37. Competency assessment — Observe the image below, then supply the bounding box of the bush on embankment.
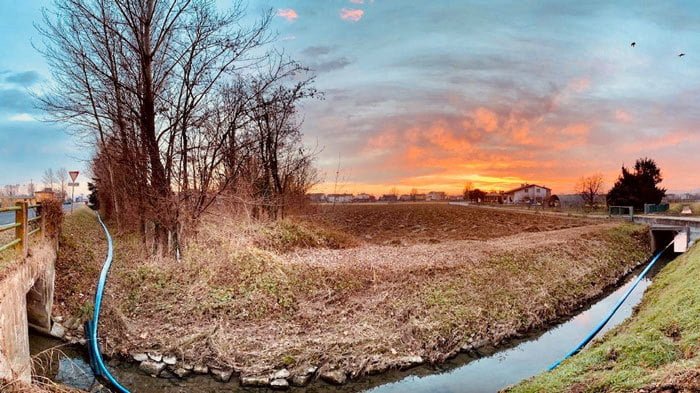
[509,242,700,393]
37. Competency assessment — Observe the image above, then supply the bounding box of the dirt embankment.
[53,205,649,389]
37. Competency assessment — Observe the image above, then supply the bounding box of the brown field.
[53,204,650,386]
[301,203,592,245]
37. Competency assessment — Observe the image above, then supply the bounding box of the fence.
[0,202,45,257]
[644,203,670,214]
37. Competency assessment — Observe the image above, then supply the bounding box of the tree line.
[38,0,319,255]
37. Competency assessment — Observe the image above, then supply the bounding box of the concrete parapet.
[0,241,56,382]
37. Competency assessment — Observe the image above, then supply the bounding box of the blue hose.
[548,241,673,371]
[85,211,131,393]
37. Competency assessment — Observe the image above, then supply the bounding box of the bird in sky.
[631,42,636,47]
[679,53,686,57]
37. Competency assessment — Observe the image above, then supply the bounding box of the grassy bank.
[54,206,650,386]
[509,242,700,392]
[668,202,700,216]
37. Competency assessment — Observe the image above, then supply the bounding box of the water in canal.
[30,255,673,393]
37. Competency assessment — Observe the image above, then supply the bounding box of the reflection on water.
[55,357,94,390]
[31,256,671,393]
[365,271,654,393]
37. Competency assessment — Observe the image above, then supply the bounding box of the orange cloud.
[340,8,364,22]
[473,107,498,132]
[277,8,298,21]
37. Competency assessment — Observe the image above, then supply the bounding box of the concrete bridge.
[632,214,700,253]
[0,202,56,382]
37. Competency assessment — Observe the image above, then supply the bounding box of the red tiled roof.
[503,184,551,194]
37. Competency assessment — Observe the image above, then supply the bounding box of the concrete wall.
[0,241,56,382]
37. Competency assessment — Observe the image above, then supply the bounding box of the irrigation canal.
[29,253,675,393]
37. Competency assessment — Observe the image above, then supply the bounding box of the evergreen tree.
[607,158,666,211]
[87,182,100,210]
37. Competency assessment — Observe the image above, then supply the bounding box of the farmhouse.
[379,194,398,202]
[504,184,551,204]
[427,191,446,201]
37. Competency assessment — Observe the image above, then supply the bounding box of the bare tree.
[3,184,20,197]
[576,174,604,208]
[42,169,56,190]
[463,181,473,201]
[56,168,68,200]
[27,181,35,196]
[38,0,316,254]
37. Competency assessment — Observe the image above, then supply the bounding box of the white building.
[327,193,354,203]
[427,191,446,201]
[503,184,551,204]
[353,193,374,202]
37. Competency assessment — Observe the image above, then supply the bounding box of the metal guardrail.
[609,205,634,218]
[0,202,45,255]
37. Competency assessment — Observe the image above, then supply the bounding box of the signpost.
[68,171,79,213]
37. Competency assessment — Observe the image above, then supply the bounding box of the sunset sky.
[1,1,699,195]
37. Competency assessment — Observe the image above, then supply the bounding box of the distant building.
[447,195,464,201]
[308,193,327,203]
[549,193,606,208]
[399,194,412,201]
[484,192,504,204]
[327,193,354,203]
[503,184,551,204]
[427,191,446,201]
[353,193,375,203]
[34,188,57,203]
[379,194,398,202]
[414,193,427,201]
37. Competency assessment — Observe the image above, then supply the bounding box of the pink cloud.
[614,109,632,123]
[568,78,591,93]
[276,8,298,22]
[340,8,364,22]
[349,0,364,3]
[624,130,700,153]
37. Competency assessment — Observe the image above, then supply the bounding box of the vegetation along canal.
[30,253,675,393]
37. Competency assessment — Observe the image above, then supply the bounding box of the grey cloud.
[5,71,42,87]
[311,57,352,73]
[0,88,36,114]
[302,45,334,57]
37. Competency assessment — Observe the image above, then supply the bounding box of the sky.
[1,1,699,196]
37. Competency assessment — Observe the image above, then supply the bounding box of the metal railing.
[0,202,45,256]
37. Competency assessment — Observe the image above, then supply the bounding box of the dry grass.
[28,346,87,393]
[54,205,650,381]
[668,202,700,216]
[0,378,81,393]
